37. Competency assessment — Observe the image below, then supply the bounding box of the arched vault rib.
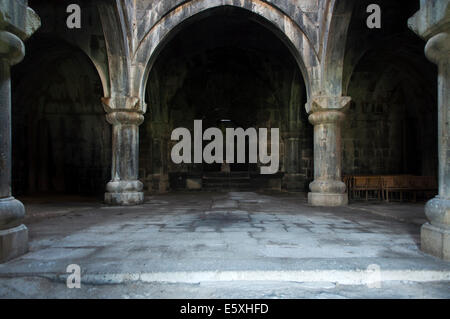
[130,0,321,109]
[130,0,319,55]
[319,0,354,97]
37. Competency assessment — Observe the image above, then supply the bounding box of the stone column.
[421,33,450,260]
[0,0,39,262]
[103,97,145,205]
[307,96,351,206]
[0,31,27,262]
[408,0,450,260]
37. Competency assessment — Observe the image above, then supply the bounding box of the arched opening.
[343,0,438,201]
[11,36,111,199]
[140,7,312,193]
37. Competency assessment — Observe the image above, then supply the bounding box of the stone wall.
[343,68,437,176]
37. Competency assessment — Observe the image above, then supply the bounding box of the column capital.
[102,95,145,125]
[425,32,450,65]
[101,95,143,113]
[0,30,24,65]
[408,0,450,40]
[306,96,351,114]
[105,110,144,126]
[308,110,346,126]
[0,1,40,41]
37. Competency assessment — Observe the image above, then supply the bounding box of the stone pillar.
[0,1,39,262]
[421,34,450,260]
[0,33,28,262]
[408,0,450,260]
[103,97,145,205]
[307,96,351,206]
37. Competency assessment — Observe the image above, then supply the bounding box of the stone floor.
[0,191,449,298]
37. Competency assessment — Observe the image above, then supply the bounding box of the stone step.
[203,178,250,184]
[203,184,252,191]
[6,265,449,287]
[203,172,250,178]
[202,171,252,190]
[203,179,251,185]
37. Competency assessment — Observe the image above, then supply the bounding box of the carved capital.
[308,110,346,126]
[306,96,351,114]
[0,2,40,41]
[101,95,142,113]
[106,111,144,126]
[408,0,450,40]
[425,32,450,65]
[102,95,146,125]
[0,30,24,65]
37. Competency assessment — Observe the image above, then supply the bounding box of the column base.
[421,223,450,261]
[0,197,25,229]
[0,224,28,263]
[104,192,144,206]
[308,192,348,206]
[424,196,450,227]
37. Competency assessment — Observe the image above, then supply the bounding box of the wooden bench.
[349,175,382,200]
[344,175,437,202]
[381,175,412,202]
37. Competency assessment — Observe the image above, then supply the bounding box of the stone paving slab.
[0,192,449,292]
[1,277,449,299]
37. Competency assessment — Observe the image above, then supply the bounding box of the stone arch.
[342,0,423,96]
[11,35,111,196]
[343,33,428,96]
[321,0,355,96]
[132,0,320,109]
[342,34,437,178]
[139,11,312,192]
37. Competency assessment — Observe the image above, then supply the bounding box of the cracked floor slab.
[0,192,449,298]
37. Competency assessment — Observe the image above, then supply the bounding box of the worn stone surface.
[421,223,450,261]
[308,192,348,207]
[0,224,28,263]
[0,277,449,299]
[0,192,448,271]
[0,192,449,297]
